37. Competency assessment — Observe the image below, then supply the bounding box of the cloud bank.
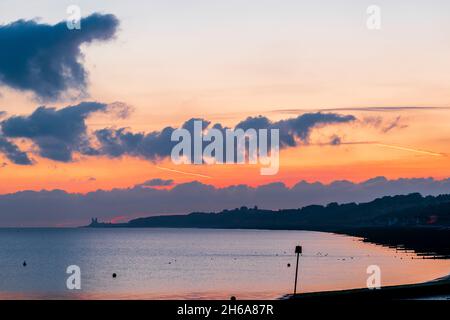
[0,102,356,164]
[0,177,449,227]
[0,13,119,101]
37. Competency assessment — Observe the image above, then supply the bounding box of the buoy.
[287,263,291,267]
[112,273,117,278]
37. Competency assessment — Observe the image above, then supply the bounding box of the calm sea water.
[0,228,448,299]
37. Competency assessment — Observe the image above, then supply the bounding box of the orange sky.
[1,2,450,194]
[0,108,449,194]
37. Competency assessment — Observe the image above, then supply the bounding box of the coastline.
[87,224,450,260]
[85,192,450,259]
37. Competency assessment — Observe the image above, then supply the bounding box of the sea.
[0,228,448,299]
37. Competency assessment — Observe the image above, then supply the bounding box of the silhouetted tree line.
[90,193,450,230]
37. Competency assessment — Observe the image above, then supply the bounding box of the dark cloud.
[138,178,175,187]
[95,112,355,161]
[94,126,176,161]
[0,177,449,227]
[236,113,356,147]
[1,101,111,162]
[0,134,32,164]
[329,135,342,145]
[0,109,356,164]
[0,13,119,101]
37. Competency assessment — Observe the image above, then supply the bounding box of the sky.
[0,1,449,225]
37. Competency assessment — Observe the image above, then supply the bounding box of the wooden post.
[294,245,302,295]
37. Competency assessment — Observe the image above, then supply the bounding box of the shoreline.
[334,226,450,259]
[283,275,450,301]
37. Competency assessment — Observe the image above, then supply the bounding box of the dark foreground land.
[88,193,450,258]
[284,275,450,301]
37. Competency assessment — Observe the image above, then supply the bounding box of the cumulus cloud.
[0,13,119,101]
[0,177,449,227]
[0,101,125,162]
[95,112,356,162]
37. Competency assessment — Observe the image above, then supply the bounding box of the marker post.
[293,245,302,295]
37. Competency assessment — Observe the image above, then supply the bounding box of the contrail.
[334,141,444,157]
[156,166,213,179]
[374,143,444,157]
